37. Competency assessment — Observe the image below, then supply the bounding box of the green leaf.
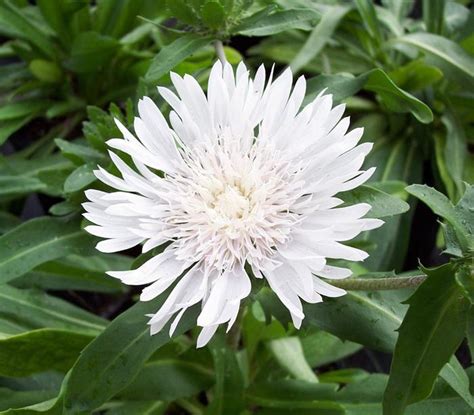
[45,98,85,119]
[0,176,46,198]
[206,336,245,415]
[354,0,382,45]
[63,164,96,193]
[341,184,410,219]
[383,263,470,415]
[422,0,445,34]
[0,217,95,283]
[455,185,474,250]
[0,101,47,121]
[246,380,343,413]
[290,5,351,73]
[118,359,213,401]
[268,337,318,383]
[37,0,83,46]
[66,31,119,73]
[61,300,199,414]
[4,153,75,186]
[278,369,472,415]
[236,9,320,37]
[0,212,21,234]
[394,33,474,80]
[0,329,93,377]
[455,266,474,304]
[389,59,443,91]
[406,184,473,252]
[305,289,407,353]
[258,287,407,353]
[0,284,106,335]
[29,60,62,83]
[0,397,61,415]
[201,1,225,29]
[0,389,56,412]
[103,401,166,415]
[55,138,104,165]
[94,0,145,38]
[406,185,456,223]
[306,69,433,123]
[301,330,361,368]
[13,254,127,293]
[318,368,368,384]
[0,0,55,59]
[0,115,36,145]
[442,111,467,200]
[145,34,212,84]
[468,309,474,363]
[439,355,474,409]
[364,69,433,123]
[166,0,201,25]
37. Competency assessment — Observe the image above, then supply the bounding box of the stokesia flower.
[83,60,383,347]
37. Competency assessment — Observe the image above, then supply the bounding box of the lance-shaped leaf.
[62,298,199,413]
[0,329,94,377]
[235,8,320,37]
[0,217,95,283]
[383,263,470,415]
[306,69,433,123]
[145,34,212,84]
[268,337,318,383]
[0,285,106,335]
[393,33,474,82]
[406,184,473,253]
[206,335,245,415]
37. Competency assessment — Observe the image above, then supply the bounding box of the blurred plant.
[0,0,165,150]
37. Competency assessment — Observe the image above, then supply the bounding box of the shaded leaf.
[62,300,199,413]
[145,34,212,84]
[268,337,318,383]
[66,31,119,73]
[118,359,213,401]
[0,285,106,335]
[306,69,433,123]
[394,33,474,81]
[290,5,351,73]
[341,184,409,219]
[383,263,470,415]
[13,254,127,293]
[0,217,95,283]
[0,0,55,59]
[206,336,245,415]
[63,164,96,193]
[0,329,93,377]
[236,9,320,37]
[201,1,225,29]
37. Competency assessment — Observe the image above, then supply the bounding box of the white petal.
[197,325,219,348]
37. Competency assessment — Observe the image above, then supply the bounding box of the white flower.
[83,60,383,347]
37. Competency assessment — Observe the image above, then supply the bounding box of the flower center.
[161,138,305,271]
[212,185,250,220]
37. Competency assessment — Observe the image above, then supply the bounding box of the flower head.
[83,61,383,346]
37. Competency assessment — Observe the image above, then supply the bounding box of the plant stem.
[175,398,204,415]
[214,40,226,63]
[329,275,427,291]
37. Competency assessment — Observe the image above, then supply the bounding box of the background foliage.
[0,0,473,414]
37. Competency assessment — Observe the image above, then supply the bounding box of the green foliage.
[0,0,472,413]
[383,264,472,414]
[0,329,93,377]
[0,217,95,284]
